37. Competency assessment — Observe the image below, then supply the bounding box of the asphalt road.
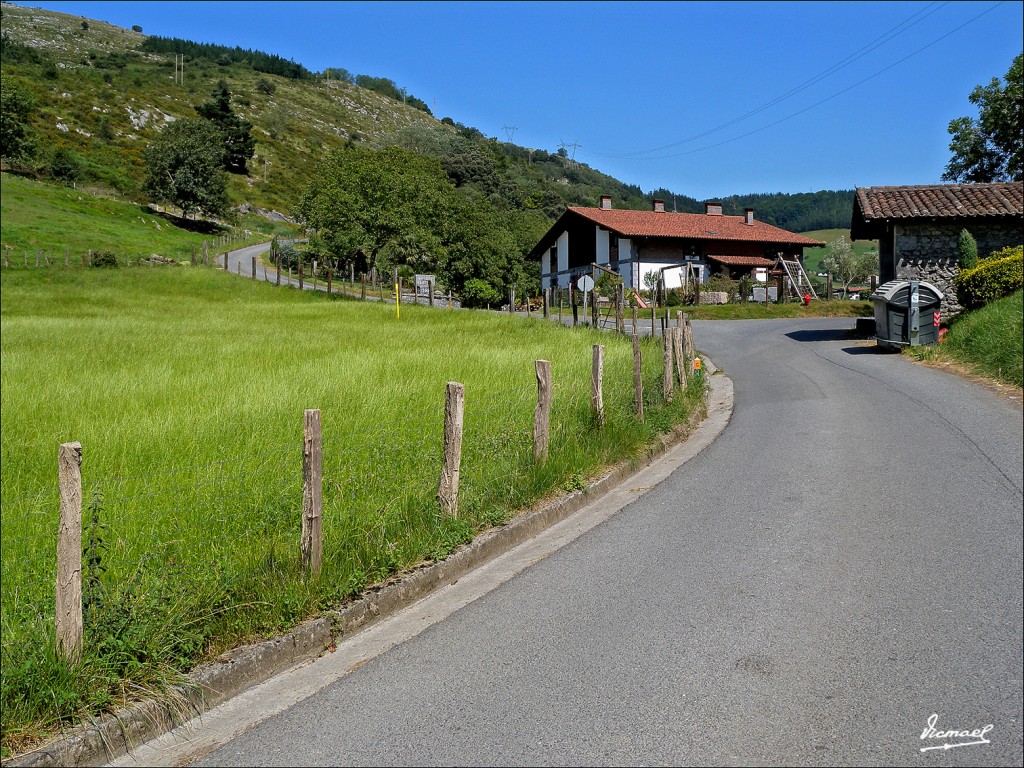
[143,317,1023,766]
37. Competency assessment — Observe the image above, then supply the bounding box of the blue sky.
[23,1,1024,201]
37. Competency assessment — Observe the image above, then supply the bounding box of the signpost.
[577,274,594,325]
[414,274,435,297]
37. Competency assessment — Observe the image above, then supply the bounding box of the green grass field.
[0,264,703,752]
[0,174,292,264]
[799,228,879,276]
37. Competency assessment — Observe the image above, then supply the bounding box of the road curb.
[5,360,733,768]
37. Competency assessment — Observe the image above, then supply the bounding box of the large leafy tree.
[0,78,36,163]
[143,117,228,220]
[196,80,255,174]
[298,145,460,277]
[943,53,1023,183]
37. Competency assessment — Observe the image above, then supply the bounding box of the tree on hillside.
[0,78,36,163]
[143,117,228,220]
[943,52,1023,183]
[196,80,255,174]
[821,235,878,297]
[297,145,461,277]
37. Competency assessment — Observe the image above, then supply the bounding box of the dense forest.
[140,35,314,80]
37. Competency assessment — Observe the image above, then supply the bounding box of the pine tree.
[196,80,255,174]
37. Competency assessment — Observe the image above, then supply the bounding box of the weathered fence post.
[683,317,695,365]
[592,345,604,428]
[326,266,332,295]
[632,331,644,422]
[616,284,625,335]
[673,326,686,386]
[558,289,563,324]
[301,409,322,577]
[437,382,465,516]
[632,305,638,339]
[663,331,674,401]
[56,441,83,662]
[251,256,256,278]
[361,272,366,300]
[298,260,304,290]
[542,288,549,319]
[313,260,319,291]
[429,279,434,308]
[534,361,552,462]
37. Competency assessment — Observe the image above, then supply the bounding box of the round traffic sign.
[577,275,595,292]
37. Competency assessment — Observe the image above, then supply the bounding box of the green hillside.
[2,0,857,294]
[799,228,879,275]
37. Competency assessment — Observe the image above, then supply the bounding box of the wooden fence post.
[56,441,83,662]
[301,409,322,577]
[542,288,549,319]
[673,326,686,387]
[429,279,434,308]
[533,361,552,462]
[361,272,366,300]
[558,289,563,324]
[632,331,644,421]
[592,345,604,428]
[251,256,256,278]
[683,317,695,365]
[327,266,332,295]
[663,331,674,401]
[437,382,465,516]
[616,284,625,334]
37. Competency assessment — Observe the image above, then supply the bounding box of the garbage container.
[870,280,943,350]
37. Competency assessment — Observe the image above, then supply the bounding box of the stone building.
[850,182,1023,317]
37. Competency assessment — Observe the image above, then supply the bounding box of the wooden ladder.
[776,257,818,300]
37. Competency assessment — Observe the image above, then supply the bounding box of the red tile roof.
[706,254,774,267]
[568,207,824,246]
[854,182,1023,221]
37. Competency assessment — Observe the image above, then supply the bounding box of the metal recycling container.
[870,280,943,350]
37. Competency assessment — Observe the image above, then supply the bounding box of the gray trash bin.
[870,280,943,350]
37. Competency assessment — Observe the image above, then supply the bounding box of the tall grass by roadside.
[0,265,703,753]
[905,289,1023,388]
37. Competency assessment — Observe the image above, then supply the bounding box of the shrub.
[89,250,119,268]
[460,278,500,308]
[255,78,276,95]
[954,246,1023,309]
[958,229,978,270]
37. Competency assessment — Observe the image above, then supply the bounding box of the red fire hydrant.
[803,293,811,306]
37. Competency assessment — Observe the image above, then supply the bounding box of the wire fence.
[0,232,257,269]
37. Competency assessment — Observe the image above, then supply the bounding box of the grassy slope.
[0,265,702,751]
[905,290,1024,388]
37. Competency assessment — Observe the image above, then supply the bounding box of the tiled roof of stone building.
[853,182,1023,222]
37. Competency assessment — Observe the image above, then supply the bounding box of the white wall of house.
[556,231,569,287]
[618,238,634,287]
[596,228,610,265]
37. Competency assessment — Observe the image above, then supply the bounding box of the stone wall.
[893,220,1022,319]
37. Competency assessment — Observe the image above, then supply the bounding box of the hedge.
[954,245,1023,309]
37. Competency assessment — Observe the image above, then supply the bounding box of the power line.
[502,125,517,143]
[594,0,950,160]
[588,2,1004,163]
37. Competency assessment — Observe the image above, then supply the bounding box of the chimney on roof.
[652,199,665,213]
[705,201,723,216]
[599,194,612,210]
[744,208,754,225]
